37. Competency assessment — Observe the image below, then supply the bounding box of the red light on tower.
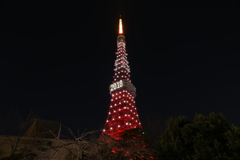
[102,17,142,139]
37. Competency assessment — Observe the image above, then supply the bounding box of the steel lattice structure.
[102,17,142,139]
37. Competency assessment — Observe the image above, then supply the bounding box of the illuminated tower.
[102,17,142,139]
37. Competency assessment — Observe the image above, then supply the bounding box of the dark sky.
[0,1,240,133]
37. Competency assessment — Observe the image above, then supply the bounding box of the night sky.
[1,1,240,133]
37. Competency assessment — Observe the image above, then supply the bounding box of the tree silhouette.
[157,113,240,160]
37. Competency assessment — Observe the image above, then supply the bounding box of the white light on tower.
[119,18,123,34]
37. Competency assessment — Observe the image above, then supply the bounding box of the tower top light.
[119,15,123,34]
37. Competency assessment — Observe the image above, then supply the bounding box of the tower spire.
[119,15,123,34]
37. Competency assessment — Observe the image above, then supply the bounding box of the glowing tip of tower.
[119,17,123,34]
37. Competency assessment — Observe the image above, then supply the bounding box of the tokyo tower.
[102,16,142,139]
